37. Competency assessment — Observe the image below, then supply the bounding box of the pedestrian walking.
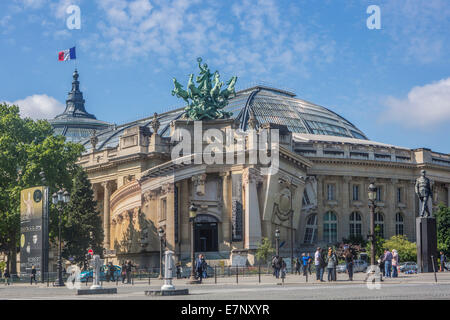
[378,258,384,281]
[30,265,37,285]
[4,268,10,286]
[201,255,208,279]
[344,248,354,281]
[126,260,135,284]
[280,257,286,280]
[176,263,182,279]
[302,253,311,276]
[392,249,399,278]
[272,255,281,279]
[314,247,322,281]
[108,262,115,282]
[294,257,301,275]
[306,253,312,275]
[326,247,338,281]
[195,254,204,283]
[382,249,393,278]
[440,251,448,272]
[121,261,127,283]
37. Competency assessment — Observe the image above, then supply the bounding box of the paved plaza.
[1,272,450,300]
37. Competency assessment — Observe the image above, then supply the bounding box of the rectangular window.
[376,187,382,202]
[160,198,167,221]
[397,187,402,203]
[352,185,359,201]
[327,184,335,201]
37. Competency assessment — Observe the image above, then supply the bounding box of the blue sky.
[1,0,450,152]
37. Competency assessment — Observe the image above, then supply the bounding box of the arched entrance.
[195,214,219,252]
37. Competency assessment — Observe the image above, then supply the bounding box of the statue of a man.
[415,170,433,217]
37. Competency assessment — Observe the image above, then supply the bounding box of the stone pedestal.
[146,250,189,296]
[416,217,438,273]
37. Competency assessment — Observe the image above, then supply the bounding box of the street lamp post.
[188,204,198,282]
[368,183,377,267]
[158,227,165,279]
[275,228,280,257]
[52,189,70,287]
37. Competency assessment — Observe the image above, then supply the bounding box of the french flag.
[58,47,76,61]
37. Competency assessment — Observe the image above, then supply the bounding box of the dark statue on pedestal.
[414,170,438,273]
[415,170,433,217]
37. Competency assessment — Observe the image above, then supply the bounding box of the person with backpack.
[344,248,354,281]
[315,247,325,282]
[271,255,281,279]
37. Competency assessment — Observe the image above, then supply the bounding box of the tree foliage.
[384,235,417,262]
[61,168,103,265]
[255,237,275,265]
[436,204,450,256]
[0,103,83,270]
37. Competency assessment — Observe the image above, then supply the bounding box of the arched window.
[303,214,317,244]
[324,211,338,243]
[395,212,404,236]
[349,212,362,238]
[375,212,384,238]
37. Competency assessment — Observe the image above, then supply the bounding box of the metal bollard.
[214,266,217,284]
[258,265,261,283]
[236,266,238,284]
[431,255,438,283]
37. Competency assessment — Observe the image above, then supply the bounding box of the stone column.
[102,181,112,250]
[316,175,324,242]
[243,168,262,250]
[341,176,351,240]
[220,172,231,247]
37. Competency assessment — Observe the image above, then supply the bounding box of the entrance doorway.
[194,215,219,252]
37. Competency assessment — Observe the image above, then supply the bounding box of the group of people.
[314,247,341,282]
[294,253,312,276]
[271,255,287,279]
[120,260,136,284]
[195,254,208,283]
[377,248,399,279]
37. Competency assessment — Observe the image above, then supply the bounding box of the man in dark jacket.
[30,265,37,285]
[126,260,135,284]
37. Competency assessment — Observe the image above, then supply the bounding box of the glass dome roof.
[80,86,368,153]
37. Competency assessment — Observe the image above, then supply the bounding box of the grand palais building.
[50,70,450,268]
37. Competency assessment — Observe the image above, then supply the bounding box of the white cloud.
[4,95,65,120]
[383,0,450,64]
[381,78,450,128]
[88,0,335,80]
[15,0,47,9]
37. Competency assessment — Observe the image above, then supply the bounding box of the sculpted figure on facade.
[192,174,207,196]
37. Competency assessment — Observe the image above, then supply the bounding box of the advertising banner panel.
[20,186,49,278]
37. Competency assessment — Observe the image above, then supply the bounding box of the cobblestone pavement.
[1,271,449,300]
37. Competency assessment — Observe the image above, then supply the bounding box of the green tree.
[0,103,83,272]
[61,168,103,265]
[384,235,416,262]
[255,237,275,266]
[436,204,450,256]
